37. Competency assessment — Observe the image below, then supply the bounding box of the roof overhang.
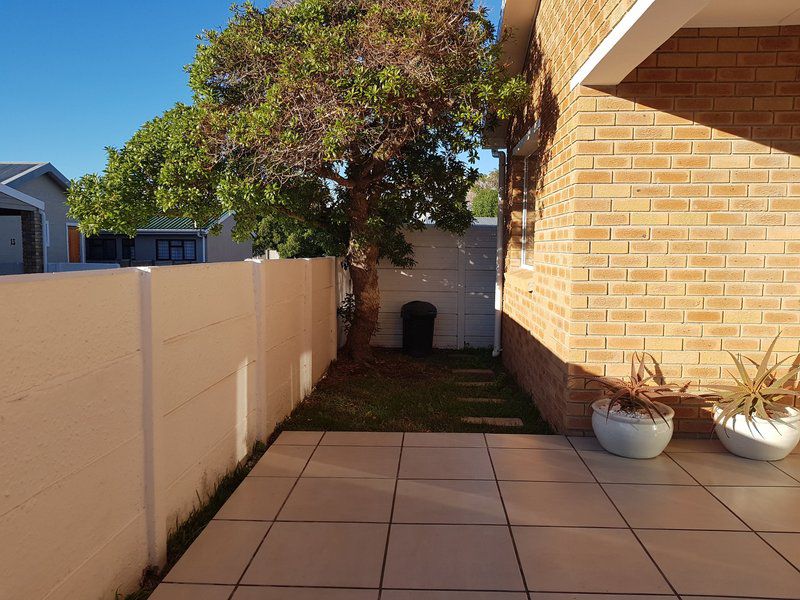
[1,162,70,190]
[0,183,46,211]
[497,0,542,77]
[482,121,509,150]
[512,121,541,157]
[482,0,541,150]
[571,0,800,90]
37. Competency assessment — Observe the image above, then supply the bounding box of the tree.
[68,0,525,360]
[470,187,498,217]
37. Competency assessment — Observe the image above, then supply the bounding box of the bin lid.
[401,301,437,318]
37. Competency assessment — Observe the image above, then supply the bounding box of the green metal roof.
[141,216,202,230]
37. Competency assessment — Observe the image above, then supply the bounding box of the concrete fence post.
[138,267,168,567]
[328,257,338,363]
[248,259,269,441]
[300,259,314,401]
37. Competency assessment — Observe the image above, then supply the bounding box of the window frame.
[85,236,117,262]
[156,238,197,262]
[519,157,534,271]
[121,237,136,260]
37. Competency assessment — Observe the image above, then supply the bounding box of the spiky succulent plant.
[578,352,695,424]
[710,334,800,430]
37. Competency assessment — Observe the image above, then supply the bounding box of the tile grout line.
[376,432,404,600]
[566,437,681,598]
[663,450,800,578]
[226,432,325,597]
[483,432,533,599]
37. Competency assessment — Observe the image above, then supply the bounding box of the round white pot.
[591,399,675,459]
[714,406,800,461]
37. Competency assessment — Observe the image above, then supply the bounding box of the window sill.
[505,267,536,292]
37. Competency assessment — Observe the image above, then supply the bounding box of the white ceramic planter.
[591,399,675,459]
[714,406,800,461]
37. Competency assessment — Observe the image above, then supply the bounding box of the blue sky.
[0,1,503,181]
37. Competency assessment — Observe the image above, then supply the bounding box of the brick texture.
[503,2,800,435]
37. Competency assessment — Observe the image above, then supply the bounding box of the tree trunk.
[343,187,380,361]
[344,238,380,361]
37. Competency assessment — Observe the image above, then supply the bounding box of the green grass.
[279,347,551,434]
[118,348,548,599]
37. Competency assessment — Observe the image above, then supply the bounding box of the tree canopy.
[68,0,525,358]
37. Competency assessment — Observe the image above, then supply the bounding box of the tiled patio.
[151,432,800,600]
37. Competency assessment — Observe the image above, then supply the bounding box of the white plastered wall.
[0,257,337,600]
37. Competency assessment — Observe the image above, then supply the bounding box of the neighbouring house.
[84,212,254,267]
[489,0,800,434]
[0,162,72,274]
[0,162,254,273]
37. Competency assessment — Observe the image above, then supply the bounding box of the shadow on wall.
[594,29,800,164]
[503,310,716,435]
[505,33,561,258]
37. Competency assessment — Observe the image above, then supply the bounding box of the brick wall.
[504,3,800,434]
[503,0,638,430]
[19,210,44,274]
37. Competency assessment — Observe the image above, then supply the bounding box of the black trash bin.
[401,301,437,357]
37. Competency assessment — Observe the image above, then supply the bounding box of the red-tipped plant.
[576,352,696,424]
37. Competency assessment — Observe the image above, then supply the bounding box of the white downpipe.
[491,150,506,357]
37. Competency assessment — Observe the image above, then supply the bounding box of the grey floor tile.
[772,454,800,481]
[761,532,800,570]
[164,520,270,584]
[665,438,725,453]
[250,445,315,477]
[274,431,324,446]
[709,486,800,532]
[278,477,395,522]
[214,477,296,521]
[567,436,603,451]
[383,524,524,591]
[531,596,676,600]
[232,587,378,600]
[320,431,403,446]
[670,452,799,486]
[486,434,572,449]
[514,526,671,594]
[500,481,625,527]
[490,448,594,482]
[679,597,764,600]
[149,583,234,600]
[303,445,400,478]
[637,529,800,598]
[384,593,527,600]
[604,484,746,530]
[579,451,696,485]
[393,479,506,524]
[399,447,495,479]
[241,522,387,588]
[403,432,487,447]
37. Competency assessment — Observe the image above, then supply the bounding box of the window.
[122,238,136,260]
[157,239,197,262]
[519,157,535,269]
[86,236,117,261]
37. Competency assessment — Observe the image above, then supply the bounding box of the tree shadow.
[586,30,800,157]
[504,34,560,262]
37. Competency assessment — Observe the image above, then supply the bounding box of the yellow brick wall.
[503,0,639,430]
[504,6,800,434]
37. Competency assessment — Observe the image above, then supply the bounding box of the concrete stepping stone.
[456,381,494,387]
[452,368,495,376]
[462,417,524,427]
[458,397,506,404]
